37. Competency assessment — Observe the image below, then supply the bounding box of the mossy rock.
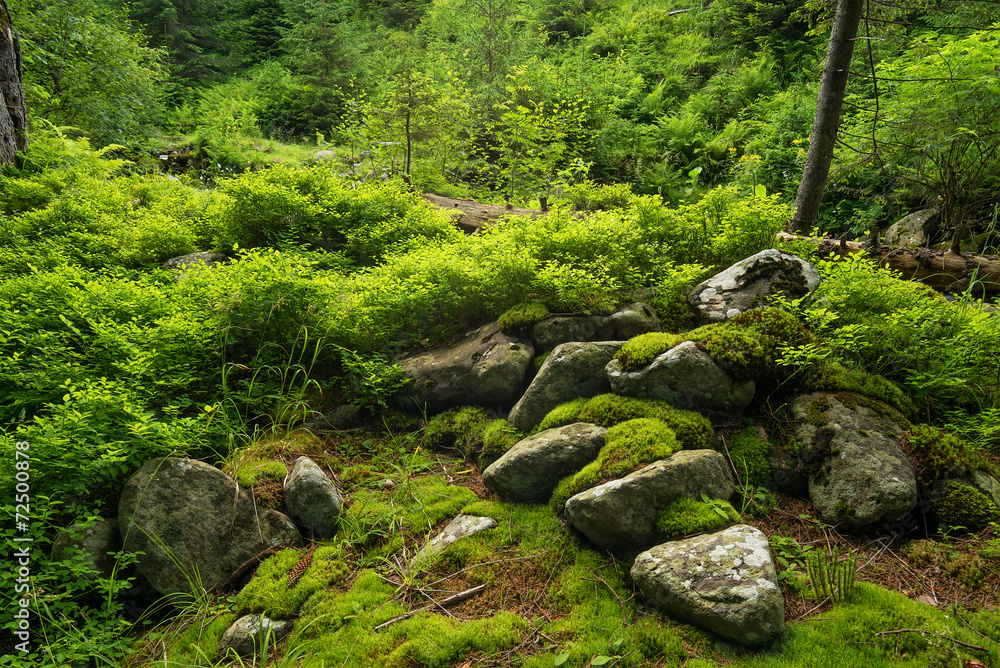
[535,397,589,432]
[905,424,989,486]
[550,418,681,509]
[575,394,713,450]
[498,301,549,336]
[423,406,492,459]
[655,497,742,538]
[806,361,917,420]
[933,481,999,533]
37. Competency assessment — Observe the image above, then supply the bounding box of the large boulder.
[508,341,624,432]
[791,392,917,532]
[606,340,755,415]
[884,209,937,247]
[688,250,820,324]
[564,450,735,551]
[482,423,606,501]
[397,323,534,412]
[283,457,343,539]
[531,303,660,351]
[119,458,302,596]
[631,525,785,647]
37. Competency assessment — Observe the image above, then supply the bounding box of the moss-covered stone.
[479,419,524,468]
[727,426,773,487]
[655,497,741,538]
[934,482,999,533]
[575,394,713,450]
[498,301,549,336]
[905,424,988,486]
[535,397,589,432]
[806,361,917,420]
[423,406,492,459]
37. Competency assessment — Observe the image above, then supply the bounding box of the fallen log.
[422,194,545,233]
[776,232,1000,297]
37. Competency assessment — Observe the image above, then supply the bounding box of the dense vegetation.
[2,0,1000,665]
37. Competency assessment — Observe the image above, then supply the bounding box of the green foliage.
[807,546,858,604]
[576,394,713,450]
[655,496,741,538]
[550,418,680,509]
[423,406,492,459]
[934,482,999,534]
[480,420,525,467]
[904,424,988,486]
[497,301,549,336]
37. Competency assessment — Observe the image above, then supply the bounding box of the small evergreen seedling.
[806,546,857,604]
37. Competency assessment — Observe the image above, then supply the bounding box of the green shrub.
[480,420,525,467]
[905,424,988,485]
[656,497,741,538]
[423,406,493,459]
[497,301,549,336]
[576,394,713,449]
[551,418,680,509]
[934,482,999,533]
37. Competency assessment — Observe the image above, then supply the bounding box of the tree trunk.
[789,0,865,233]
[0,0,28,164]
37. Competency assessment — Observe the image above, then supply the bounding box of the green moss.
[904,539,988,589]
[550,418,681,510]
[935,482,999,533]
[727,426,773,486]
[905,424,988,485]
[167,612,235,665]
[656,497,741,538]
[423,406,492,459]
[808,361,917,420]
[532,350,551,370]
[576,394,713,449]
[480,419,525,467]
[236,546,350,618]
[498,301,549,336]
[836,391,910,431]
[233,458,288,487]
[833,500,856,519]
[807,396,831,427]
[535,397,589,432]
[614,331,686,370]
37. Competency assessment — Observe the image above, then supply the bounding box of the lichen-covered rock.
[508,341,624,432]
[482,423,606,501]
[631,525,784,647]
[606,340,755,415]
[791,392,917,532]
[397,323,534,412]
[217,614,291,658]
[531,302,660,350]
[51,519,121,581]
[884,209,937,247]
[410,515,499,568]
[163,251,228,269]
[119,457,302,596]
[688,249,820,324]
[563,450,735,550]
[283,457,343,539]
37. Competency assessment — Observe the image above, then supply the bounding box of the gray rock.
[482,423,606,501]
[217,614,291,658]
[119,458,302,596]
[791,392,917,532]
[688,250,820,324]
[283,457,343,539]
[884,209,938,247]
[507,341,624,432]
[531,302,660,350]
[397,323,534,413]
[51,519,121,580]
[410,515,499,568]
[163,252,228,270]
[631,525,784,647]
[606,340,756,415]
[311,149,337,164]
[564,450,735,551]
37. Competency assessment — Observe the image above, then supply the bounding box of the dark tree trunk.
[789,0,865,233]
[1,0,28,164]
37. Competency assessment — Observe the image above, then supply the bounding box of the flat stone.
[410,515,499,568]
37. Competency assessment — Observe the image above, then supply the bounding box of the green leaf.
[554,654,570,667]
[591,656,613,666]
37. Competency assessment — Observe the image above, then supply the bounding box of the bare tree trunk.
[1,0,28,164]
[789,0,865,233]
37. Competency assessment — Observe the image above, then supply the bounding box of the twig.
[583,572,632,626]
[374,584,486,631]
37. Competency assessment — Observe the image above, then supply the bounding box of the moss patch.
[576,394,713,449]
[236,546,351,618]
[905,424,988,485]
[423,406,492,459]
[549,418,681,509]
[934,482,999,533]
[727,426,773,487]
[534,397,589,432]
[498,301,549,336]
[613,331,686,370]
[808,361,917,420]
[480,419,524,467]
[656,497,741,538]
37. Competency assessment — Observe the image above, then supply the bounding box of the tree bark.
[789,0,865,233]
[0,0,28,164]
[776,232,1000,296]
